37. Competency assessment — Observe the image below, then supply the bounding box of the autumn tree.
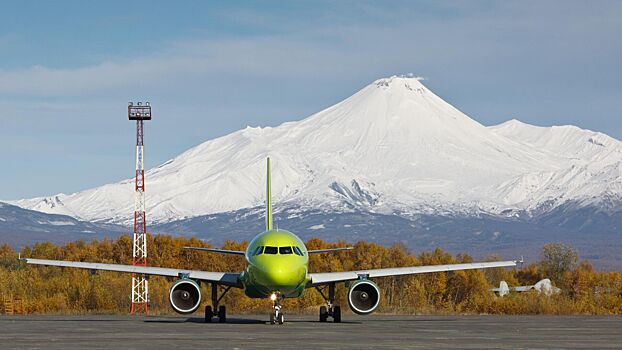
[0,236,620,316]
[541,243,578,284]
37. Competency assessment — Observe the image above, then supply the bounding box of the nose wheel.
[270,311,284,325]
[269,294,285,325]
[316,283,342,323]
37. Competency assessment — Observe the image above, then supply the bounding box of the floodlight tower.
[128,102,151,314]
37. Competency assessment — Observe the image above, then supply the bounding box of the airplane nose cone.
[255,264,304,289]
[265,267,298,286]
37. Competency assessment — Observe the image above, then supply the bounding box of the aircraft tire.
[278,313,284,325]
[205,305,213,323]
[333,306,341,323]
[218,305,226,323]
[270,313,276,325]
[319,306,328,322]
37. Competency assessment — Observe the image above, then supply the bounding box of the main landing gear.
[316,283,341,323]
[205,282,231,323]
[269,293,284,325]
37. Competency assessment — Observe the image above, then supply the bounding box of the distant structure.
[128,102,152,314]
[491,279,561,297]
[3,294,25,315]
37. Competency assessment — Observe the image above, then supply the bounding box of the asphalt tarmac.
[0,314,620,349]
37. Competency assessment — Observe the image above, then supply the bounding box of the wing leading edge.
[182,247,246,255]
[22,258,242,288]
[308,260,518,287]
[307,247,354,254]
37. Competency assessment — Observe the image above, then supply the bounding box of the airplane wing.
[182,247,246,255]
[307,247,354,254]
[21,258,242,288]
[308,260,517,287]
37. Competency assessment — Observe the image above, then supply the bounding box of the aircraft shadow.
[145,317,362,325]
[145,317,264,324]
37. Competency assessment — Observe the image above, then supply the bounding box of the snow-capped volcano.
[9,76,622,224]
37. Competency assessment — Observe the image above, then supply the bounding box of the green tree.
[541,243,578,284]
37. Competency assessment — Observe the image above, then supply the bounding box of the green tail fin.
[266,157,273,231]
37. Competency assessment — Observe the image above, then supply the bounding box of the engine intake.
[348,279,380,315]
[169,279,202,314]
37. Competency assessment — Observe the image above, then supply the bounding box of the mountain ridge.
[8,76,622,228]
[0,201,125,247]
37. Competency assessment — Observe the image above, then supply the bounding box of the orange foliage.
[0,236,620,315]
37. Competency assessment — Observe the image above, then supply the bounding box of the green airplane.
[22,158,518,324]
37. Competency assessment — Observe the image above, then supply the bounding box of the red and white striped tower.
[128,102,151,314]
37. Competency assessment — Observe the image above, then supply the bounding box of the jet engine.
[169,279,201,314]
[347,279,380,315]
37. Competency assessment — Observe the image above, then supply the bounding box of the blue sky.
[1,1,621,199]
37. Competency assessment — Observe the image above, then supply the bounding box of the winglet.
[516,255,524,267]
[266,157,273,231]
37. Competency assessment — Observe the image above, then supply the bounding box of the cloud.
[0,1,621,199]
[0,1,620,101]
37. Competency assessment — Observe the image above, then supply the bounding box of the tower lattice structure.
[128,102,151,314]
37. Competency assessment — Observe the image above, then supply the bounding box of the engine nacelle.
[169,279,202,314]
[347,279,381,315]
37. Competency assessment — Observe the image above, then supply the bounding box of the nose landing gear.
[269,293,285,325]
[316,283,341,323]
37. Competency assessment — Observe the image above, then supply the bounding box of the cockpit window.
[264,246,278,254]
[279,246,293,255]
[252,246,264,256]
[293,246,304,256]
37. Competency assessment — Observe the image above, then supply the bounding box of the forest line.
[0,235,621,315]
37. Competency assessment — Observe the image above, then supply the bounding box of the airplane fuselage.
[240,229,310,298]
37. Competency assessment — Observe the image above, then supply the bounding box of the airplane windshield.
[293,246,304,256]
[264,246,278,254]
[252,246,264,256]
[254,246,301,255]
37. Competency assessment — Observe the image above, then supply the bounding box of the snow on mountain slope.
[9,76,622,224]
[490,119,622,165]
[489,120,622,210]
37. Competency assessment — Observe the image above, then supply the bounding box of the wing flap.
[22,258,242,287]
[309,260,517,286]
